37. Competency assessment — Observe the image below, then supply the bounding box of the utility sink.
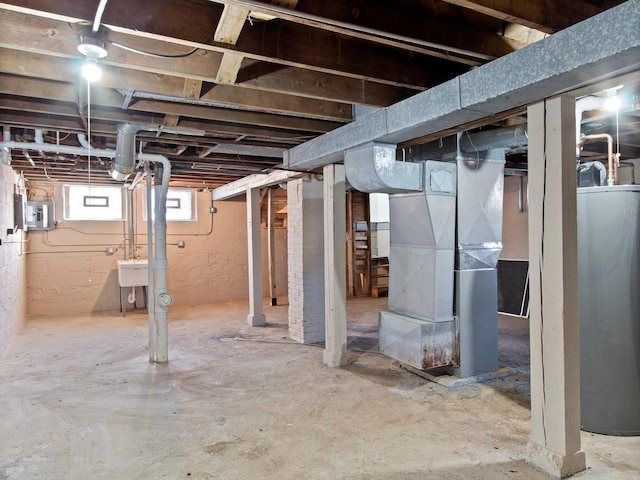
[117,259,149,287]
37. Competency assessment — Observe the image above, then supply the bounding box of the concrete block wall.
[287,177,325,343]
[26,184,287,317]
[0,163,27,354]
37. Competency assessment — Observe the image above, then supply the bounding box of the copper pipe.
[579,133,617,186]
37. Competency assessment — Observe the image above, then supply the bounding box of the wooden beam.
[214,4,249,44]
[216,52,244,84]
[0,42,352,122]
[212,0,521,64]
[440,0,603,34]
[236,61,416,106]
[163,78,203,127]
[213,169,305,200]
[214,4,250,85]
[0,45,411,108]
[0,2,465,89]
[0,74,342,133]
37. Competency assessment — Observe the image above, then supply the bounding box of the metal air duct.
[345,142,423,193]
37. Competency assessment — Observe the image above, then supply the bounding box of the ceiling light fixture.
[77,34,108,82]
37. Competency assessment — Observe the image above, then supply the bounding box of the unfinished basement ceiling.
[0,0,629,187]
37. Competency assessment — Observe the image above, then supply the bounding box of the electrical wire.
[464,130,481,170]
[110,41,199,59]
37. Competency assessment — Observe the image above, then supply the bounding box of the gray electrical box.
[13,194,27,231]
[26,201,55,231]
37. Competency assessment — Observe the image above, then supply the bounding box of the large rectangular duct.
[454,149,505,377]
[379,161,458,369]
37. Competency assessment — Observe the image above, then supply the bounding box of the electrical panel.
[26,201,55,231]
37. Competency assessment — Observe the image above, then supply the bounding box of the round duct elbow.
[109,162,132,181]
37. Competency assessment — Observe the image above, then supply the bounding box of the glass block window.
[144,188,196,222]
[63,185,125,221]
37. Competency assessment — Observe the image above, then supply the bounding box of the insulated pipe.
[139,153,172,363]
[580,133,617,186]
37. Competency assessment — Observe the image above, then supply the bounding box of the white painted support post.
[323,164,350,367]
[246,187,266,326]
[267,188,277,306]
[526,97,585,478]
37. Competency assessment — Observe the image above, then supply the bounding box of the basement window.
[144,188,196,222]
[63,184,125,221]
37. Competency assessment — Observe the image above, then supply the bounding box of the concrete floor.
[1,297,638,480]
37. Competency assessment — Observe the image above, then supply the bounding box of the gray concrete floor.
[1,297,638,479]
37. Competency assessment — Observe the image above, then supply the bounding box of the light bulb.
[82,58,102,82]
[604,95,621,112]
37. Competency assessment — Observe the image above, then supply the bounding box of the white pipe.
[34,129,44,145]
[128,171,144,190]
[139,153,172,363]
[145,163,156,363]
[126,188,135,259]
[77,133,90,149]
[2,126,12,165]
[93,0,109,32]
[0,140,116,159]
[22,150,36,167]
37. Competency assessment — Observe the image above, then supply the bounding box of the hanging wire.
[87,79,93,284]
[465,130,481,170]
[616,107,620,156]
